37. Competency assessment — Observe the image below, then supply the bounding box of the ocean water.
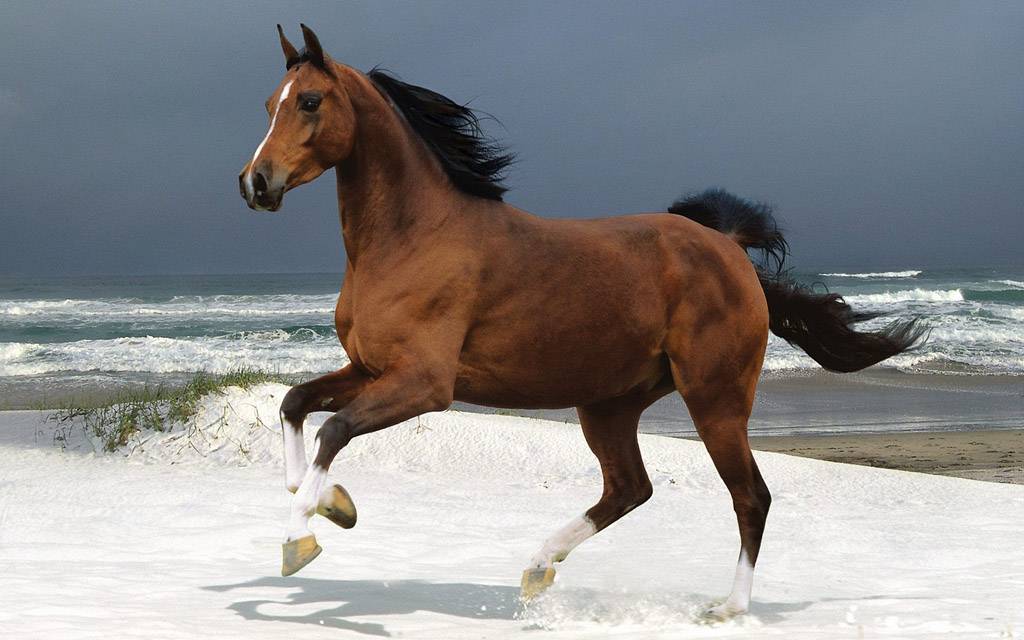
[0,268,1022,405]
[764,268,1024,374]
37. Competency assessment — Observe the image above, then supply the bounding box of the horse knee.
[281,386,308,425]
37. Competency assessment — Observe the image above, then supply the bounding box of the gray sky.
[1,1,1021,275]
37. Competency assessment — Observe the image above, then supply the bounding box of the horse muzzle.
[238,166,285,212]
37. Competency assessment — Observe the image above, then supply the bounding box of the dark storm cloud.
[1,1,1021,275]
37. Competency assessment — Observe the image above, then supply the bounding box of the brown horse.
[239,25,922,618]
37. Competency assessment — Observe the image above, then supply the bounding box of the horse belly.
[453,322,666,409]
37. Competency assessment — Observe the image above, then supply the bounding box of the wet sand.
[747,429,1024,484]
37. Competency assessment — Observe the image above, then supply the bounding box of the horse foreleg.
[281,364,452,576]
[279,365,370,493]
[521,399,651,599]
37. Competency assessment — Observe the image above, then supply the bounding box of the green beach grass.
[48,368,293,451]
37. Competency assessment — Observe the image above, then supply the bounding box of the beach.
[1,384,1022,639]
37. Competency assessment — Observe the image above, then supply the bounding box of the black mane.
[368,69,514,201]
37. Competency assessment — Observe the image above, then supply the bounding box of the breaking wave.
[844,288,964,304]
[0,330,347,377]
[820,270,922,278]
[994,280,1024,289]
[0,294,336,318]
[843,288,1024,306]
[2,270,1023,381]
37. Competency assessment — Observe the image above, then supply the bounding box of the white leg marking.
[285,438,326,542]
[245,79,294,193]
[528,515,597,570]
[709,549,754,617]
[282,421,308,493]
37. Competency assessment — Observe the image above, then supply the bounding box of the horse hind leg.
[521,396,653,599]
[675,361,770,620]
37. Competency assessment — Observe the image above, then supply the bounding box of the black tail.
[669,188,926,373]
[757,273,926,372]
[669,188,788,273]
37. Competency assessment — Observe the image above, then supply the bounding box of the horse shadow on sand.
[203,576,882,636]
[203,576,521,636]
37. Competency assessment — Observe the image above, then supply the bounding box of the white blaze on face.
[245,79,295,195]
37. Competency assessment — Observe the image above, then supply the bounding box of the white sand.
[1,383,1021,638]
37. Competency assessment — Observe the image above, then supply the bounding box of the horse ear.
[277,24,300,69]
[300,23,327,69]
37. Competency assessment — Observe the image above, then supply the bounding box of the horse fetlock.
[284,504,316,543]
[285,462,328,540]
[527,544,562,570]
[530,515,596,570]
[702,599,748,622]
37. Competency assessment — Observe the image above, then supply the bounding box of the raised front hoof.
[700,602,747,623]
[281,535,322,577]
[317,483,357,529]
[520,567,556,601]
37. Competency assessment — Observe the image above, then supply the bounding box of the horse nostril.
[252,171,269,197]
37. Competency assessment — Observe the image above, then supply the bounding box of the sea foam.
[820,270,922,278]
[844,288,964,304]
[0,332,347,376]
[995,279,1024,289]
[0,294,336,318]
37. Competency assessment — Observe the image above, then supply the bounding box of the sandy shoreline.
[745,429,1024,484]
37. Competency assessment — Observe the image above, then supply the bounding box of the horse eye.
[299,95,322,113]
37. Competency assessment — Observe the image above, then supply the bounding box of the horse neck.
[333,70,456,265]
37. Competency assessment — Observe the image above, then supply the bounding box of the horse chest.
[333,314,389,376]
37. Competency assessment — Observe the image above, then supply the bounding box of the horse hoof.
[520,567,556,600]
[281,535,322,577]
[317,483,357,529]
